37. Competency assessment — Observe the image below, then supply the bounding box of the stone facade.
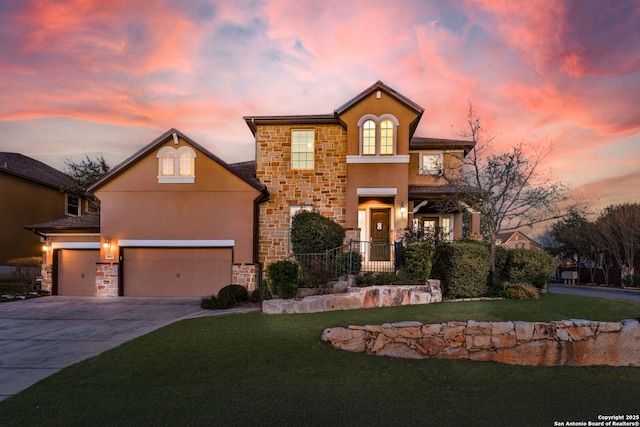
[40,263,52,293]
[262,281,442,314]
[255,124,347,266]
[321,319,640,367]
[95,263,119,296]
[232,263,257,291]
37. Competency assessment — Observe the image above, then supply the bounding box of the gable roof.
[25,212,100,233]
[496,230,542,248]
[335,80,424,115]
[88,128,267,194]
[0,152,71,190]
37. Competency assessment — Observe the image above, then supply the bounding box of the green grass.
[1,294,640,426]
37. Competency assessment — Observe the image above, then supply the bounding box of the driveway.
[0,296,258,402]
[548,283,640,302]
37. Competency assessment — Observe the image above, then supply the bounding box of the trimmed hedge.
[506,249,556,290]
[266,260,299,299]
[402,241,434,282]
[200,284,249,309]
[291,211,345,254]
[432,242,490,298]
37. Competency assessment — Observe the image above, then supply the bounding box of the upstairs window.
[362,120,376,155]
[66,194,80,216]
[358,114,398,156]
[420,152,443,175]
[157,146,197,183]
[291,129,314,170]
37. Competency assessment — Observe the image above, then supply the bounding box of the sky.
[1,0,639,216]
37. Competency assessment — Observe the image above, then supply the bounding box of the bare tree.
[63,155,111,212]
[595,203,640,278]
[440,104,576,271]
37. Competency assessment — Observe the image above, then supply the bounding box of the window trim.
[357,114,399,156]
[419,151,444,175]
[65,194,80,216]
[291,129,315,170]
[156,146,197,183]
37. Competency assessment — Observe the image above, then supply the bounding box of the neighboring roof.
[88,128,268,195]
[335,81,424,115]
[25,212,100,233]
[410,137,475,156]
[243,114,340,136]
[496,230,542,248]
[0,152,71,190]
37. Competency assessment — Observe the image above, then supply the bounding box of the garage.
[56,249,99,296]
[122,247,233,297]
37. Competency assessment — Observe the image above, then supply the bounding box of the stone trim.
[96,263,119,296]
[321,319,640,367]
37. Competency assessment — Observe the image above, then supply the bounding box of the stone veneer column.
[232,264,257,291]
[255,124,348,267]
[40,263,52,293]
[96,263,119,296]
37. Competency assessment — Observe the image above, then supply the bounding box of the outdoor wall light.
[102,237,112,251]
[400,202,407,217]
[41,238,52,252]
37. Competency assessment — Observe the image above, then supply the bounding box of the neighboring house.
[245,81,480,268]
[496,231,543,251]
[27,129,268,296]
[0,152,88,264]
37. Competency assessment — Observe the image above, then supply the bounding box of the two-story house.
[245,81,479,269]
[0,152,88,265]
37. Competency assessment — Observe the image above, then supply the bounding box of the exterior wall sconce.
[102,237,112,251]
[42,238,52,252]
[400,202,407,217]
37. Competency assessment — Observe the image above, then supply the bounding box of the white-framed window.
[291,129,314,169]
[357,114,399,156]
[156,146,197,183]
[419,152,443,175]
[66,194,80,216]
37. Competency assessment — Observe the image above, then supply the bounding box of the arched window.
[178,151,193,176]
[161,151,175,176]
[357,114,399,156]
[380,119,393,155]
[362,120,376,155]
[157,145,197,183]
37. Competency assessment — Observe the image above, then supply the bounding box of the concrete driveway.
[0,296,258,401]
[548,283,640,302]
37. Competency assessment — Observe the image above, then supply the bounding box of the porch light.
[400,202,406,217]
[102,237,112,251]
[42,238,52,252]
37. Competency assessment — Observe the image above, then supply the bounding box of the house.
[0,152,89,264]
[245,81,480,268]
[496,230,543,251]
[27,129,268,296]
[27,81,479,297]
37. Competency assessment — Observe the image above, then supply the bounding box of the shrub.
[217,284,248,309]
[622,274,640,288]
[200,295,218,309]
[402,241,434,282]
[431,242,490,298]
[291,211,345,254]
[355,271,421,286]
[502,283,540,300]
[335,251,362,277]
[6,257,41,294]
[266,260,299,299]
[506,249,556,290]
[250,288,262,302]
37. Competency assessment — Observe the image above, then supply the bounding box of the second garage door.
[122,248,232,297]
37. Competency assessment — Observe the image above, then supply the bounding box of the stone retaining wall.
[321,319,640,366]
[262,281,442,314]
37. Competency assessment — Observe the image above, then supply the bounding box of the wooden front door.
[370,208,390,261]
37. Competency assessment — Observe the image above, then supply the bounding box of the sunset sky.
[1,0,639,215]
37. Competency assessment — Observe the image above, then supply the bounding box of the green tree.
[63,155,111,212]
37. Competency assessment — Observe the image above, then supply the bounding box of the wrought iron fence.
[290,240,401,284]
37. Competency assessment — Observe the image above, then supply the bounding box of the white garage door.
[57,250,98,296]
[122,248,232,297]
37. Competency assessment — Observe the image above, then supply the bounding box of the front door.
[370,208,390,261]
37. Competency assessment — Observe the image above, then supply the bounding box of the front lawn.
[1,294,639,426]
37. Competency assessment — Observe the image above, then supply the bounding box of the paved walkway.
[0,296,259,402]
[548,283,640,302]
